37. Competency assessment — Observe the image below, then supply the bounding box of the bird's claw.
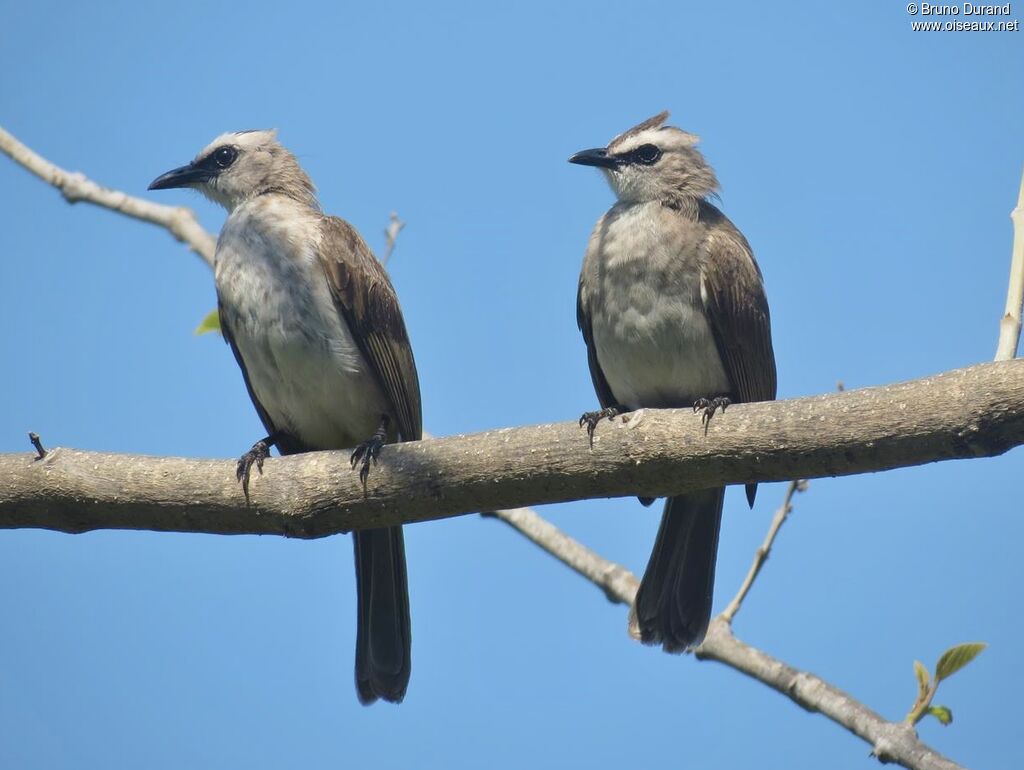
[579,406,622,446]
[236,439,271,503]
[350,435,385,490]
[693,396,731,432]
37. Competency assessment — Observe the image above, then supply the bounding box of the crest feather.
[610,111,670,148]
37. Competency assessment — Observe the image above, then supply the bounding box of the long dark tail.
[353,526,412,705]
[633,488,725,653]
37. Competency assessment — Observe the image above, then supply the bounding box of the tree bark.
[2,360,1021,538]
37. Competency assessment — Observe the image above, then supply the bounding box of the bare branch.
[0,125,216,267]
[485,506,640,603]
[720,478,807,624]
[487,494,962,770]
[995,166,1024,360]
[0,360,1021,537]
[697,620,963,770]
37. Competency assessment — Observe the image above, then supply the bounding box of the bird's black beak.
[148,163,211,191]
[568,147,619,169]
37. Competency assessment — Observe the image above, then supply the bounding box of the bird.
[569,112,777,652]
[149,129,420,704]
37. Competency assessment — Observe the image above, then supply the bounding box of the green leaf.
[935,642,987,682]
[194,309,222,336]
[927,705,953,725]
[913,660,930,693]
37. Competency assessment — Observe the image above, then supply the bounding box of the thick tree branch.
[1,360,1021,537]
[995,166,1024,361]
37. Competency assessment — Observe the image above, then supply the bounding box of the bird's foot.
[693,396,731,434]
[579,406,624,447]
[236,435,276,503]
[350,415,390,491]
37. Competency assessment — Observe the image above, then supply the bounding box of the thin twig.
[381,211,405,264]
[0,125,215,267]
[906,671,941,726]
[720,479,807,624]
[27,432,46,460]
[995,166,1024,361]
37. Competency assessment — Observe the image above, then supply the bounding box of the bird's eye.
[633,144,662,165]
[213,147,237,169]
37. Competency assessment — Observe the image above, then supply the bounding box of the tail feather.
[353,526,411,705]
[271,436,411,704]
[634,488,724,652]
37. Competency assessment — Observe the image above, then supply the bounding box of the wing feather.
[698,203,777,507]
[577,222,618,411]
[316,217,422,443]
[699,203,777,406]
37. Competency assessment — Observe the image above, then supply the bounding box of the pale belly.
[229,324,389,451]
[592,295,731,410]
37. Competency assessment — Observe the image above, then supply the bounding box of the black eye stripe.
[628,144,662,165]
[199,146,238,171]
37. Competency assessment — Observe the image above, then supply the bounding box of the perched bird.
[149,130,420,704]
[570,112,776,652]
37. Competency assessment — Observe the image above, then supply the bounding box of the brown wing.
[317,216,422,443]
[699,203,777,406]
[699,204,777,507]
[577,279,618,411]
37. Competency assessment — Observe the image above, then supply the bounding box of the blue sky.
[1,1,1021,767]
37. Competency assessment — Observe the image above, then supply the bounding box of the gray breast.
[586,202,730,409]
